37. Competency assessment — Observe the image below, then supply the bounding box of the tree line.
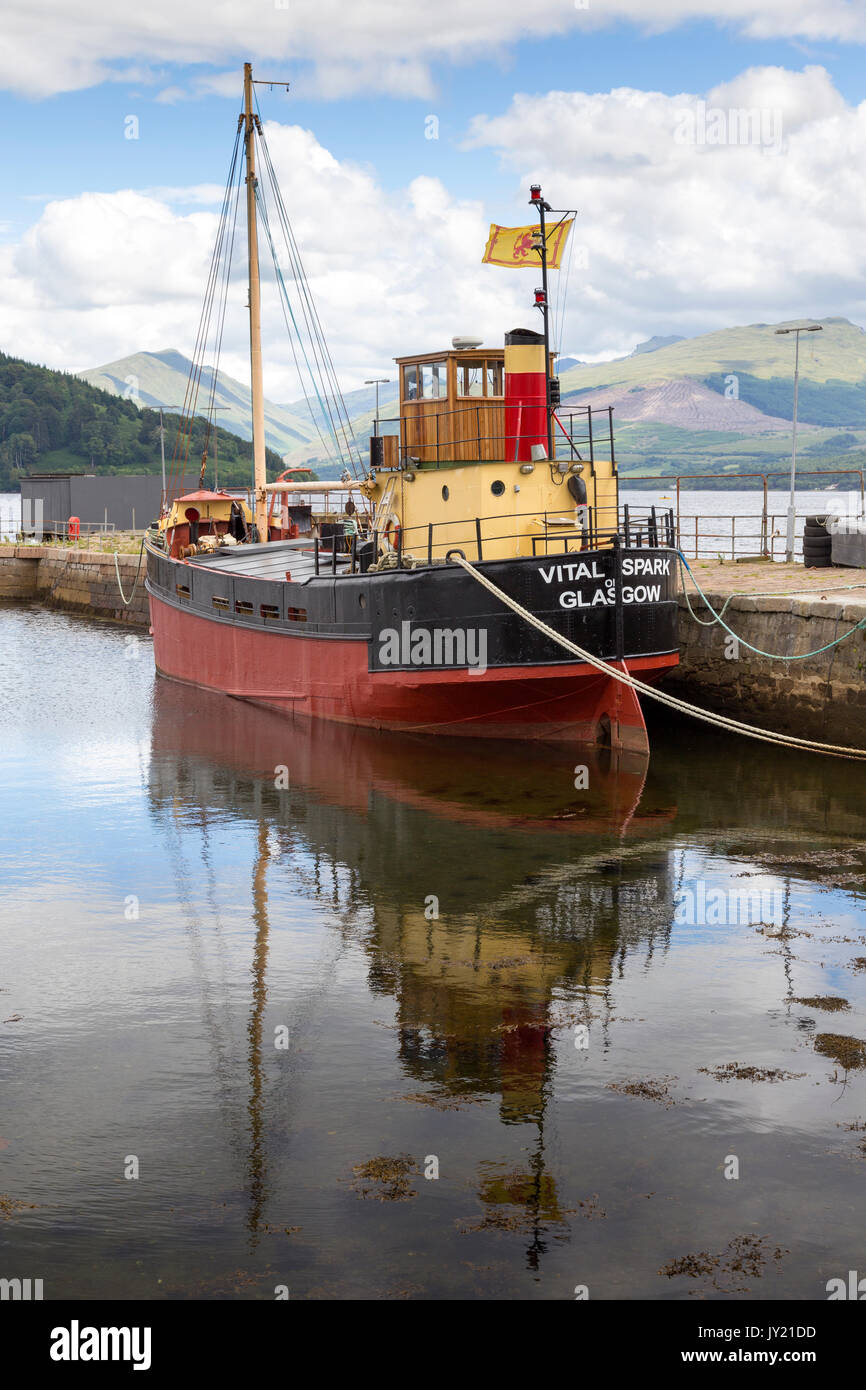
[0,350,287,490]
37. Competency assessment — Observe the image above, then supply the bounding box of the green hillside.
[700,370,866,427]
[557,316,866,481]
[0,350,285,491]
[15,315,866,491]
[560,317,866,405]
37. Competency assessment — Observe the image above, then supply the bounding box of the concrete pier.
[666,559,866,743]
[0,543,149,627]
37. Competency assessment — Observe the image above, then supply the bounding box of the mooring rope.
[114,538,146,607]
[452,554,866,761]
[677,552,866,659]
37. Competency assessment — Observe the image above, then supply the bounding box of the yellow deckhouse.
[360,331,620,565]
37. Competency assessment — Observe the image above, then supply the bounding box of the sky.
[2,0,866,400]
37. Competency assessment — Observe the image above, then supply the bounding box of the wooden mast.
[243,62,269,542]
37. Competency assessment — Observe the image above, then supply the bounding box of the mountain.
[280,380,400,473]
[0,349,284,492]
[79,348,378,478]
[560,317,866,420]
[631,335,685,355]
[569,378,791,433]
[80,349,319,458]
[284,380,399,421]
[77,317,866,486]
[559,317,866,481]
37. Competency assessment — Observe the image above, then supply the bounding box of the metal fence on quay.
[624,467,866,562]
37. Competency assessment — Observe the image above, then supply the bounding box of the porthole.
[491,479,505,497]
[441,485,449,501]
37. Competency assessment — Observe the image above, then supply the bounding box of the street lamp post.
[154,406,184,505]
[364,378,390,436]
[775,323,822,563]
[204,406,232,490]
[154,404,232,503]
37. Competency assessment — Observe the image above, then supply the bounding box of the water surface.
[1,605,865,1299]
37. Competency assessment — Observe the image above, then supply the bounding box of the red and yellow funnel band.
[504,342,547,376]
[505,329,548,461]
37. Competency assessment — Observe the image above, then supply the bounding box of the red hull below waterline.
[149,592,677,752]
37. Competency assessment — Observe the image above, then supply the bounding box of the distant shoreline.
[618,478,859,491]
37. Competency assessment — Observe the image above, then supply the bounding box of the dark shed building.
[21,474,197,534]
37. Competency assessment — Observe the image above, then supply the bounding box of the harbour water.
[2,604,865,1299]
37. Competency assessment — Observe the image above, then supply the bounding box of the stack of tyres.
[803,515,832,569]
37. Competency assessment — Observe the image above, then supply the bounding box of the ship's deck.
[188,539,351,582]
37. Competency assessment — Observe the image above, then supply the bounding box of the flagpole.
[530,185,554,462]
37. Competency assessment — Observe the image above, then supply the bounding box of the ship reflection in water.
[3,608,866,1300]
[144,680,866,1299]
[148,682,677,1279]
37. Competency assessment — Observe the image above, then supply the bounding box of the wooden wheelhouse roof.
[394,346,504,366]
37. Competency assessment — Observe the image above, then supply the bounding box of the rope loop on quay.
[677,552,866,659]
[114,537,146,607]
[451,553,866,762]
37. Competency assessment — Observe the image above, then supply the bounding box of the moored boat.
[146,65,679,754]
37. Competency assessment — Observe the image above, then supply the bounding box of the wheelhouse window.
[486,362,504,397]
[458,363,484,397]
[457,358,503,398]
[420,361,448,399]
[404,365,419,401]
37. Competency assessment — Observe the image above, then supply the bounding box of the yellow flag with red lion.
[482,219,574,269]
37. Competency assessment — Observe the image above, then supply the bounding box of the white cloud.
[0,123,527,394]
[4,66,866,387]
[1,2,866,99]
[139,184,229,205]
[155,71,242,104]
[466,65,866,355]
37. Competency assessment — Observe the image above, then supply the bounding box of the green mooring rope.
[677,552,866,660]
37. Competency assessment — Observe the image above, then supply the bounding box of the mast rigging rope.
[165,121,245,504]
[253,97,362,476]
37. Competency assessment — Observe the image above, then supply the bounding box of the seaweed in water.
[607,1076,678,1106]
[791,996,850,1013]
[350,1154,420,1202]
[0,1194,39,1219]
[699,1063,805,1082]
[814,1034,866,1071]
[659,1235,787,1294]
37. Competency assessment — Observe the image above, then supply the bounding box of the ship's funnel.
[505,328,547,463]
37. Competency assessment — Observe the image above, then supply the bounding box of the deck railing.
[316,503,675,574]
[379,402,616,470]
